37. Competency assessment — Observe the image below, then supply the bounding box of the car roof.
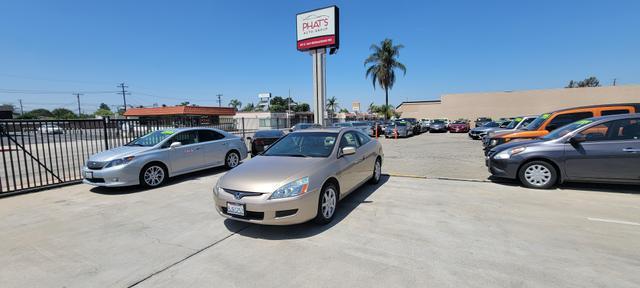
[588,112,640,123]
[292,127,361,134]
[552,103,640,113]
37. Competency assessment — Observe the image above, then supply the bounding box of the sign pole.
[311,48,327,126]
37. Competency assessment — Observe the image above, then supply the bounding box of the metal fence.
[0,117,257,196]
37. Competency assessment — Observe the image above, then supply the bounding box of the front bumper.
[81,164,140,187]
[486,156,519,179]
[213,187,320,225]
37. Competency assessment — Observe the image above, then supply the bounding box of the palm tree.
[228,99,242,111]
[326,96,338,123]
[241,102,255,112]
[364,38,407,120]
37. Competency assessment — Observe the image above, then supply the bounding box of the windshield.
[524,113,550,130]
[262,132,337,157]
[255,130,283,138]
[505,118,522,129]
[432,120,445,124]
[126,130,174,147]
[391,122,407,127]
[333,122,352,127]
[483,122,499,127]
[352,122,369,127]
[541,119,594,140]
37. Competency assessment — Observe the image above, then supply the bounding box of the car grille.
[86,161,106,170]
[223,189,263,199]
[85,177,105,183]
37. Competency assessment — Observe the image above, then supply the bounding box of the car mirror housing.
[340,146,356,157]
[169,141,182,149]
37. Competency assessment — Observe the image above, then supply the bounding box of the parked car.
[248,129,285,156]
[419,119,431,132]
[399,118,421,135]
[290,123,322,132]
[429,119,448,133]
[351,121,372,135]
[213,127,384,225]
[475,117,493,128]
[469,121,504,139]
[487,113,640,189]
[482,116,537,148]
[370,121,385,137]
[83,128,248,188]
[385,121,413,137]
[448,120,470,133]
[332,122,353,128]
[38,124,64,134]
[484,103,640,153]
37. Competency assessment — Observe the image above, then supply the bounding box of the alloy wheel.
[374,160,381,181]
[321,187,337,219]
[144,166,165,186]
[226,152,239,168]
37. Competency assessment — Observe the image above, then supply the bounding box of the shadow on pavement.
[89,166,228,195]
[488,176,640,194]
[225,175,390,240]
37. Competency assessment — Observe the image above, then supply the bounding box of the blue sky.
[1,0,639,113]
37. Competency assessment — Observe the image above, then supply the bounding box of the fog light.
[112,177,119,182]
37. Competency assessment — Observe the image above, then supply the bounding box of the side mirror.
[569,134,586,144]
[340,146,356,157]
[246,137,252,141]
[170,141,182,149]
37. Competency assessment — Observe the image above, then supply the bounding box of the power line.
[0,88,118,94]
[117,83,130,112]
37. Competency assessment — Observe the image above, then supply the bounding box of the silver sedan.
[213,127,384,225]
[83,127,248,188]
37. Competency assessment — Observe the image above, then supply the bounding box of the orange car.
[484,103,640,153]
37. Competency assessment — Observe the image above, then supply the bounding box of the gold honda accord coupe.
[213,127,383,225]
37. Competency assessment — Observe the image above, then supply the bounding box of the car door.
[336,131,362,194]
[166,130,205,174]
[564,118,640,181]
[198,129,227,167]
[355,131,376,181]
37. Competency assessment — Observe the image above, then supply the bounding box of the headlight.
[104,156,135,168]
[269,177,309,200]
[490,139,499,146]
[494,147,526,160]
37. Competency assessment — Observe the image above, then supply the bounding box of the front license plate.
[84,171,93,179]
[227,202,245,216]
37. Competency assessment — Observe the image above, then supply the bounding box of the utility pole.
[216,93,223,107]
[19,99,24,115]
[117,83,130,112]
[613,78,617,86]
[288,89,292,128]
[74,93,83,116]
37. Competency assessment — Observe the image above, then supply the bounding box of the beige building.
[397,85,640,121]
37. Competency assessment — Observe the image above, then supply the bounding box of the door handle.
[195,147,201,151]
[622,148,640,153]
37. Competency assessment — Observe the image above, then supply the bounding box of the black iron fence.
[0,117,257,196]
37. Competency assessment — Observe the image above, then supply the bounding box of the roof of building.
[123,106,236,117]
[395,100,441,109]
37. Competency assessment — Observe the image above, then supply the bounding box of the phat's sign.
[296,6,339,51]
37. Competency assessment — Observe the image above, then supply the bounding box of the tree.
[229,99,242,111]
[22,108,54,119]
[368,102,379,114]
[241,102,256,112]
[326,96,338,122]
[566,76,600,88]
[178,101,190,106]
[294,103,310,112]
[94,108,114,117]
[364,38,407,120]
[339,108,349,113]
[269,96,288,113]
[99,103,111,111]
[51,108,77,119]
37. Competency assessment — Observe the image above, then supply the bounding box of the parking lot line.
[587,217,640,226]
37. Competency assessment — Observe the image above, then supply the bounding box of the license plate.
[227,202,245,216]
[84,171,93,179]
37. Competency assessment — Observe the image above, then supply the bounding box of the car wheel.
[518,160,557,189]
[139,163,167,188]
[225,151,240,169]
[369,157,382,184]
[314,182,338,225]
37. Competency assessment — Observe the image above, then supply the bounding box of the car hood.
[89,146,154,162]
[492,139,543,153]
[220,156,327,193]
[471,126,494,132]
[431,124,446,128]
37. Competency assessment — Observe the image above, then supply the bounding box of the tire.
[518,160,558,189]
[139,163,168,188]
[314,182,338,225]
[225,150,241,169]
[369,157,382,184]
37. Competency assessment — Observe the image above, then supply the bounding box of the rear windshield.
[392,122,408,126]
[432,120,445,124]
[255,130,283,138]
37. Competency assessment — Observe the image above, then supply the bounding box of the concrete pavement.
[1,168,638,288]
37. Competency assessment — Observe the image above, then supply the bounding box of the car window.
[578,123,611,142]
[339,132,360,149]
[577,118,640,141]
[546,112,593,131]
[170,131,199,145]
[356,131,371,145]
[199,130,224,142]
[601,109,630,116]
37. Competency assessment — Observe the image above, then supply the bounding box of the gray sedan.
[213,127,384,225]
[83,127,248,188]
[487,113,640,189]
